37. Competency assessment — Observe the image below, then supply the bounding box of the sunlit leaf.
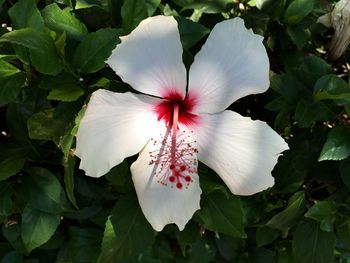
[319,126,350,161]
[0,28,62,75]
[74,28,120,73]
[284,0,314,24]
[41,3,88,41]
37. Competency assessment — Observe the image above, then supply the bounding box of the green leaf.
[63,155,78,209]
[304,201,337,232]
[66,227,103,262]
[292,220,335,263]
[8,0,44,29]
[97,193,156,263]
[197,190,246,238]
[247,248,275,263]
[27,108,65,142]
[199,175,229,197]
[284,0,314,25]
[58,131,74,157]
[41,3,88,41]
[89,77,111,89]
[174,0,233,13]
[287,25,309,49]
[6,103,33,142]
[105,161,133,193]
[0,75,26,106]
[256,0,286,18]
[318,126,350,161]
[337,222,350,252]
[21,205,60,252]
[0,59,21,77]
[175,16,209,49]
[340,157,350,190]
[71,106,86,136]
[74,28,120,73]
[0,28,62,75]
[215,235,242,261]
[27,103,78,144]
[298,56,333,86]
[293,98,316,128]
[0,59,26,105]
[256,226,279,247]
[23,167,66,214]
[146,0,160,16]
[266,192,306,235]
[175,222,200,256]
[12,44,31,65]
[314,74,350,104]
[40,72,84,102]
[47,85,84,102]
[0,251,22,263]
[2,223,25,254]
[121,0,148,34]
[0,182,13,222]
[189,238,216,263]
[75,0,101,9]
[273,141,311,193]
[55,31,67,58]
[97,218,117,263]
[256,0,283,11]
[0,144,27,181]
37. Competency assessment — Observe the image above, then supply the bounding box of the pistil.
[150,95,199,189]
[171,104,179,164]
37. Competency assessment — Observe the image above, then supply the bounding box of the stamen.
[148,128,198,190]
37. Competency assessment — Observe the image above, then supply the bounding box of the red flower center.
[155,91,198,126]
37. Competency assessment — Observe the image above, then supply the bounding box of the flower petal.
[188,17,270,114]
[196,111,289,195]
[106,16,187,98]
[75,90,160,177]
[131,124,201,231]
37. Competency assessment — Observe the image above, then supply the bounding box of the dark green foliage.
[0,0,349,262]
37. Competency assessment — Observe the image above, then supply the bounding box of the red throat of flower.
[150,91,199,189]
[155,91,198,126]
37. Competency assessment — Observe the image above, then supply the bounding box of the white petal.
[106,15,187,98]
[196,111,289,195]
[188,17,270,114]
[75,90,160,177]
[131,124,201,231]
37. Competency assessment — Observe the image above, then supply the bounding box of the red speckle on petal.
[176,182,183,189]
[155,91,199,126]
